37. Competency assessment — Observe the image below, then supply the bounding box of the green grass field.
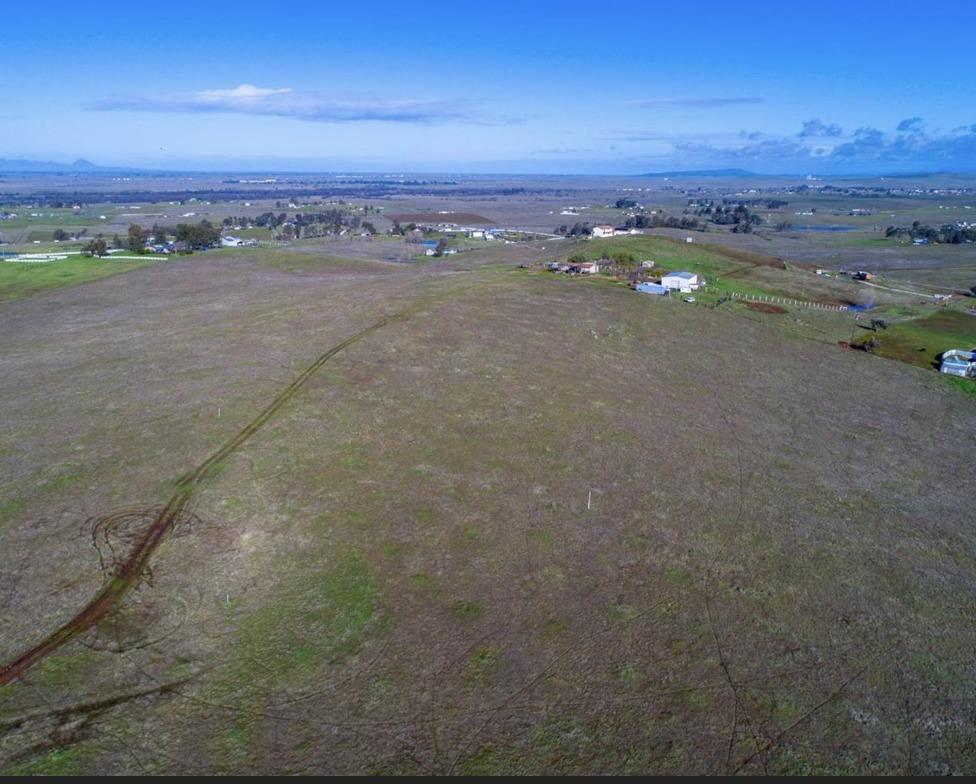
[561,235,891,303]
[0,256,154,302]
[865,310,976,368]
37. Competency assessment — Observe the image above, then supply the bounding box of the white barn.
[591,225,616,238]
[661,271,703,292]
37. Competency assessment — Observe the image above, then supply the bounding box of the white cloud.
[86,84,510,125]
[670,118,976,172]
[198,84,294,100]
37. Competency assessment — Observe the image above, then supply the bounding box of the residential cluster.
[544,257,706,299]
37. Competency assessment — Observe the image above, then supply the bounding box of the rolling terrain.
[1,239,975,774]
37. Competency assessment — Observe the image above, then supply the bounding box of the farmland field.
[386,212,496,225]
[1,212,975,774]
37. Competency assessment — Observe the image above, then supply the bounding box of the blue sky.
[4,0,976,174]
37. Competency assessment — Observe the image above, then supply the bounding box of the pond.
[790,225,857,232]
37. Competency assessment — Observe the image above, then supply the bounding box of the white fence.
[729,291,848,311]
[1,252,167,264]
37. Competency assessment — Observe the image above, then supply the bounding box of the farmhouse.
[220,235,257,248]
[661,271,703,292]
[591,225,615,238]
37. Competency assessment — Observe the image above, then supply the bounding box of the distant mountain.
[639,168,758,178]
[0,157,106,173]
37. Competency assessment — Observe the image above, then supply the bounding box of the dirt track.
[0,306,416,687]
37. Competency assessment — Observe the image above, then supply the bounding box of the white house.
[592,225,616,238]
[220,235,257,248]
[661,271,703,292]
[576,261,600,274]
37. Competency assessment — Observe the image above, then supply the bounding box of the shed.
[635,282,669,296]
[940,349,976,378]
[570,261,600,275]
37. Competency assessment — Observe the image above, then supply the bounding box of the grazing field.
[558,235,907,306]
[863,309,976,368]
[0,255,155,302]
[386,212,495,225]
[1,236,974,774]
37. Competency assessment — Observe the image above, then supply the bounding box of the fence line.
[728,291,847,311]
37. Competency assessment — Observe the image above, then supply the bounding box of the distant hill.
[639,168,758,178]
[0,157,105,173]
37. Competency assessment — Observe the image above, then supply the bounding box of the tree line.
[219,208,375,240]
[686,201,763,233]
[110,220,224,252]
[885,221,976,244]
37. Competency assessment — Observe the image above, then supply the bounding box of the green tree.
[127,223,148,253]
[83,238,108,257]
[610,250,637,277]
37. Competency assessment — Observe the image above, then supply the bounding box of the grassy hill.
[0,242,974,774]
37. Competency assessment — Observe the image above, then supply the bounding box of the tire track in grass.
[0,306,419,687]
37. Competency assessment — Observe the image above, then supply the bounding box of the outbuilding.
[940,349,976,378]
[635,282,669,296]
[569,261,600,274]
[661,271,703,292]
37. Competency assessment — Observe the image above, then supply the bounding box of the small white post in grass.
[218,407,221,419]
[587,490,592,511]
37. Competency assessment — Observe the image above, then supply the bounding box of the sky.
[3,0,976,175]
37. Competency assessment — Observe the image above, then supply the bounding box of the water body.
[790,225,857,232]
